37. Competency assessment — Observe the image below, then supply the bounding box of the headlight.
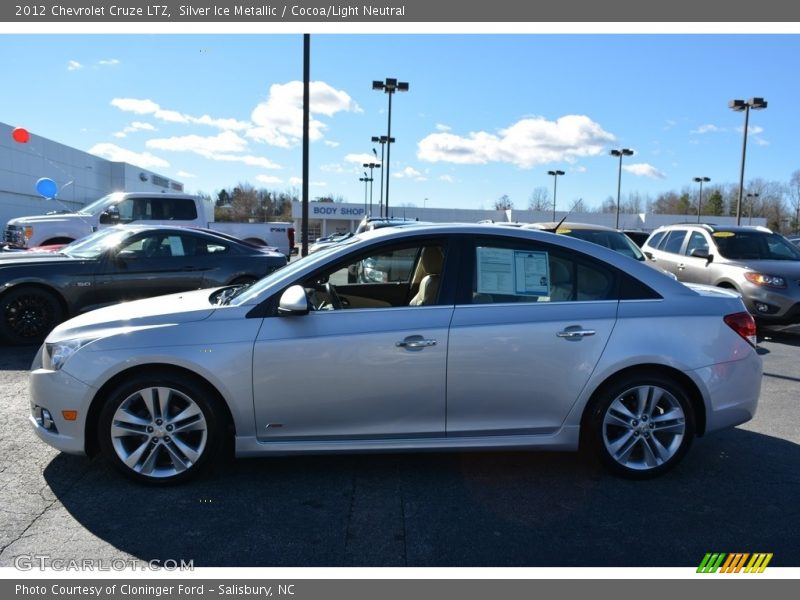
[43,338,97,370]
[744,272,787,288]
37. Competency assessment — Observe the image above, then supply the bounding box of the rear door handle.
[396,335,437,349]
[556,326,596,341]
[677,263,686,271]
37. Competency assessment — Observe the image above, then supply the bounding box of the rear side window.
[469,241,617,304]
[660,230,687,254]
[646,231,666,249]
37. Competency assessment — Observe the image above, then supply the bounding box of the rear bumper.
[694,353,762,433]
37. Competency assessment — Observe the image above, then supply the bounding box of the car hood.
[47,288,218,342]
[7,213,92,226]
[0,253,82,265]
[736,259,800,276]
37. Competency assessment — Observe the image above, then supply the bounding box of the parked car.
[30,224,761,484]
[788,236,800,248]
[642,223,800,324]
[623,230,651,247]
[0,225,286,344]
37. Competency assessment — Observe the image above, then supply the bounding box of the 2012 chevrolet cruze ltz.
[29,224,762,484]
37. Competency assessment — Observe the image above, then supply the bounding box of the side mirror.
[278,285,310,316]
[690,248,712,262]
[98,207,120,225]
[644,251,654,260]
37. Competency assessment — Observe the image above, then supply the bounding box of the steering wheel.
[325,282,343,310]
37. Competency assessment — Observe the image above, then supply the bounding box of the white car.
[29,224,762,484]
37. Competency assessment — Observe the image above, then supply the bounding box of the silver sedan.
[29,224,762,484]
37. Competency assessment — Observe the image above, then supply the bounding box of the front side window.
[684,231,709,256]
[300,242,447,310]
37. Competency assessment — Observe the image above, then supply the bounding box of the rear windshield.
[712,231,800,261]
[561,229,646,261]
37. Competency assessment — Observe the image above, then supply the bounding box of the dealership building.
[0,121,184,230]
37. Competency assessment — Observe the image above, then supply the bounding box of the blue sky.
[2,34,799,211]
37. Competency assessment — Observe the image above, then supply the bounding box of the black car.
[0,225,287,344]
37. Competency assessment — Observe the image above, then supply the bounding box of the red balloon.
[12,128,30,143]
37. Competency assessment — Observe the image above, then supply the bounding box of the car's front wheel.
[98,373,224,484]
[0,286,64,345]
[586,373,695,478]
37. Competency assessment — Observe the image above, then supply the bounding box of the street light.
[693,176,711,223]
[371,135,394,217]
[746,192,760,225]
[359,172,372,216]
[547,170,565,221]
[610,148,634,229]
[373,78,409,218]
[730,97,768,225]
[363,162,381,216]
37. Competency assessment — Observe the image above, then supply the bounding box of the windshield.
[229,234,363,305]
[713,231,800,261]
[77,192,124,216]
[562,229,646,261]
[61,228,132,259]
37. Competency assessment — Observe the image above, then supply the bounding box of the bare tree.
[527,186,550,211]
[789,170,800,234]
[494,194,513,210]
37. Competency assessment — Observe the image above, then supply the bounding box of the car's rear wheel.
[586,373,695,478]
[0,286,64,345]
[98,373,223,484]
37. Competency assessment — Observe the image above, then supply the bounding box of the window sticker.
[476,247,550,297]
[712,231,736,238]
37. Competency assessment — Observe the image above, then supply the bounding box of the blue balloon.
[36,177,58,199]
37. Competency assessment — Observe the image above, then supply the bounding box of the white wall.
[0,122,182,228]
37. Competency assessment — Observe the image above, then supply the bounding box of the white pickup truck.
[4,192,295,257]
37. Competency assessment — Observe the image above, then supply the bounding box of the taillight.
[724,312,757,347]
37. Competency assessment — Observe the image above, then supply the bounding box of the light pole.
[746,192,760,225]
[373,78,409,219]
[547,170,565,221]
[359,172,371,216]
[371,135,394,217]
[610,148,634,229]
[363,162,380,216]
[693,176,711,223]
[730,97,768,225]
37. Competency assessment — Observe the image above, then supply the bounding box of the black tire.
[584,372,695,479]
[0,286,64,345]
[98,372,224,485]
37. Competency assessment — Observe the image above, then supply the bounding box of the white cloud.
[738,125,764,135]
[394,167,426,180]
[88,143,170,169]
[623,163,666,179]
[754,138,770,146]
[439,175,455,183]
[573,165,587,173]
[435,123,451,132]
[418,115,615,168]
[112,132,127,139]
[289,177,326,187]
[67,60,83,71]
[345,153,380,165]
[324,140,340,148]
[256,175,283,184]
[147,131,249,155]
[113,121,158,138]
[248,81,361,148]
[98,58,120,66]
[110,97,248,130]
[691,124,724,134]
[176,170,196,178]
[320,163,347,173]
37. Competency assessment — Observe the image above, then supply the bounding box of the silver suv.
[643,224,800,323]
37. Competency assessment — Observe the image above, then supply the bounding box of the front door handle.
[396,335,437,349]
[556,326,596,341]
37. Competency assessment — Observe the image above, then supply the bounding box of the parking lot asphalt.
[1,329,799,568]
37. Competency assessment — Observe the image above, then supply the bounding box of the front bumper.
[28,363,96,455]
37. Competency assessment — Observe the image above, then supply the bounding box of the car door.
[251,238,455,442]
[446,237,618,436]
[93,232,208,306]
[677,230,713,284]
[648,229,688,276]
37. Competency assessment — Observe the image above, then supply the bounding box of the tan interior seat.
[409,246,444,306]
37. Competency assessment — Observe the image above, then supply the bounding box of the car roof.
[653,223,773,234]
[524,221,620,232]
